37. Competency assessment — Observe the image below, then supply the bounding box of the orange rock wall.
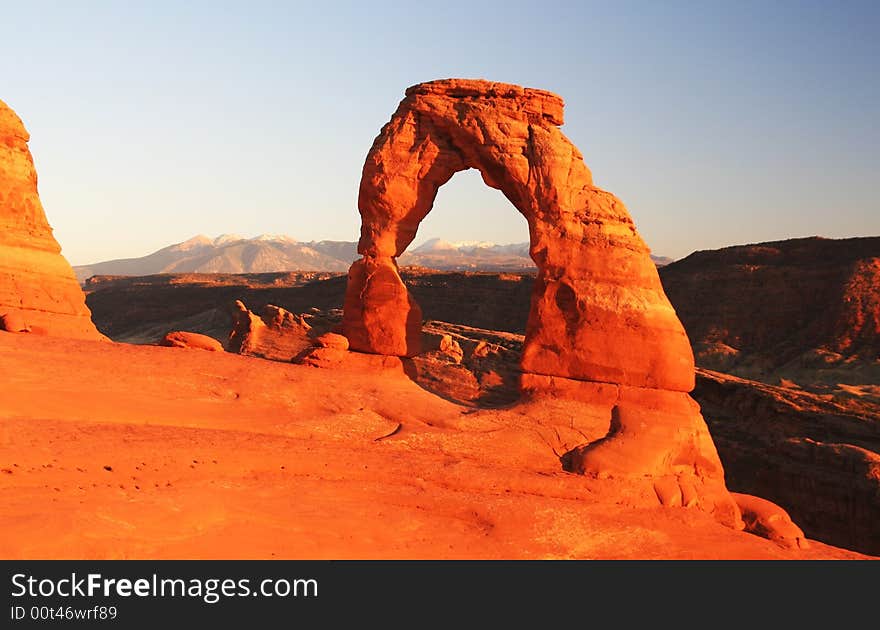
[0,99,102,339]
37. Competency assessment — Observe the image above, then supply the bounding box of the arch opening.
[395,168,535,406]
[403,168,530,263]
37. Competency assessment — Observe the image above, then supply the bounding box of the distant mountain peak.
[212,234,245,246]
[74,233,673,281]
[177,234,213,249]
[412,238,455,252]
[412,238,501,253]
[452,240,497,249]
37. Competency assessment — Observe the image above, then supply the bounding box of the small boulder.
[294,346,347,368]
[733,493,810,549]
[422,331,464,363]
[313,332,349,351]
[159,331,224,352]
[438,334,464,363]
[0,312,30,333]
[471,340,501,359]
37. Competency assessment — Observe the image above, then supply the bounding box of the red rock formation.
[294,331,351,367]
[344,79,693,391]
[0,99,102,340]
[343,257,423,357]
[733,493,810,550]
[227,300,315,361]
[342,79,740,528]
[313,332,349,351]
[159,331,224,352]
[227,299,267,354]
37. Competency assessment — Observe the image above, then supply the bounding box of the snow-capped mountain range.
[73,234,672,281]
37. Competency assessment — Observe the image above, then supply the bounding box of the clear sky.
[2,1,877,265]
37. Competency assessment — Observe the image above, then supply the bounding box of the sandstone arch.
[343,80,743,528]
[343,79,693,392]
[0,99,103,339]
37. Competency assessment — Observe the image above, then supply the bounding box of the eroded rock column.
[343,256,423,357]
[0,99,103,339]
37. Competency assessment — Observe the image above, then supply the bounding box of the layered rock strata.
[227,300,315,360]
[0,99,102,339]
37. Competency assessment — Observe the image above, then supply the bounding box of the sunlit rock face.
[343,79,743,529]
[345,78,692,390]
[0,99,103,339]
[343,79,743,528]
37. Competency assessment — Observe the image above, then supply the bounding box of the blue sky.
[1,1,877,264]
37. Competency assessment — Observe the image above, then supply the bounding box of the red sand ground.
[0,333,868,559]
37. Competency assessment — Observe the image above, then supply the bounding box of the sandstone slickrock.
[159,331,224,352]
[342,79,740,528]
[0,99,103,340]
[82,265,876,550]
[343,79,693,391]
[6,331,868,559]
